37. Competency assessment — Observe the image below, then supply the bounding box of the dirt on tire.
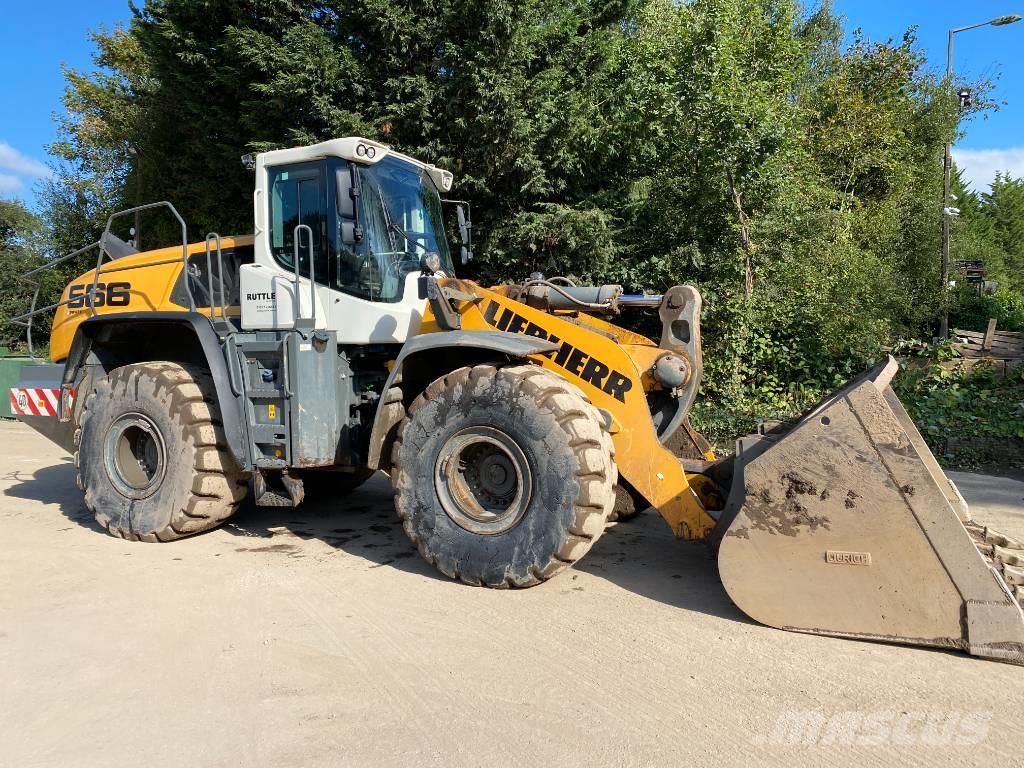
[391,363,617,587]
[75,361,249,541]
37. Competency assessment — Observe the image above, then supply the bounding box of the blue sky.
[1,0,1022,207]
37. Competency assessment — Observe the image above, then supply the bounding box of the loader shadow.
[224,473,443,581]
[2,459,107,534]
[1,462,434,574]
[3,462,750,622]
[578,512,752,623]
[227,476,750,623]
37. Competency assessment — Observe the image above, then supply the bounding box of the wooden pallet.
[953,319,1024,359]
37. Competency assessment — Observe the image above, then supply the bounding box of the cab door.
[247,160,331,329]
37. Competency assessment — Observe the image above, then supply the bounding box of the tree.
[39,0,1010,430]
[985,173,1024,292]
[49,0,641,277]
[0,201,48,348]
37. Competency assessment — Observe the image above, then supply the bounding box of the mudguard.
[365,330,559,470]
[58,313,249,468]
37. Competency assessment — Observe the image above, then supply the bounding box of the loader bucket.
[716,356,1024,664]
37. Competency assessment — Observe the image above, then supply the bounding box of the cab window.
[268,162,329,284]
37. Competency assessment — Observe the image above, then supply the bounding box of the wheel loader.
[10,137,1024,664]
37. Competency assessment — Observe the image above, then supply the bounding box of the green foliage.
[951,286,1024,332]
[986,173,1024,292]
[894,345,1024,468]
[0,201,52,349]
[950,169,1024,296]
[948,168,1024,335]
[600,1,959,423]
[45,0,638,256]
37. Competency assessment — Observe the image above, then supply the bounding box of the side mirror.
[456,203,473,263]
[337,164,362,245]
[336,165,357,219]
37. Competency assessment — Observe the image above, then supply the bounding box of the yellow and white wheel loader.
[11,137,1024,664]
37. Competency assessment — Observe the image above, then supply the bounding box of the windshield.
[336,155,454,302]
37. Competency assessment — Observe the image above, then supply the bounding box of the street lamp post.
[940,14,1021,340]
[127,146,142,251]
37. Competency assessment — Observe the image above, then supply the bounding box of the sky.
[0,0,1022,208]
[832,0,1024,192]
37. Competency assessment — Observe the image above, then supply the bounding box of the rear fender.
[62,313,249,468]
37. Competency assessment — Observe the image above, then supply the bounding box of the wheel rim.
[434,426,532,535]
[103,412,167,500]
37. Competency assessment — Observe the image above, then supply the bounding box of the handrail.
[292,224,316,328]
[10,201,198,361]
[10,255,201,362]
[10,285,42,363]
[205,233,227,321]
[92,255,192,276]
[93,202,192,317]
[20,240,101,280]
[224,334,243,397]
[11,241,102,362]
[11,254,195,324]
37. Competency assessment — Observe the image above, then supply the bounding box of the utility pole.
[128,146,142,251]
[940,14,1021,340]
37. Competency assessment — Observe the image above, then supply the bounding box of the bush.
[893,343,1024,469]
[950,286,1024,333]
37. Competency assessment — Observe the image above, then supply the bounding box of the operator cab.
[240,138,459,343]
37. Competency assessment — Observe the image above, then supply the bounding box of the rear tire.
[75,362,249,541]
[392,363,616,587]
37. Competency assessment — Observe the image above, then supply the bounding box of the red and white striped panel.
[9,387,59,417]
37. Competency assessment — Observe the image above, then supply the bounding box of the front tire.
[392,364,616,587]
[76,362,249,541]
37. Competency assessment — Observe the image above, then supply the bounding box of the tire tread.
[76,361,248,541]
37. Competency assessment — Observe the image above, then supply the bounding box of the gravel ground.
[1,420,1022,767]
